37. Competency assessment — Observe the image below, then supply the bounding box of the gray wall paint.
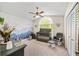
[0,12,32,30]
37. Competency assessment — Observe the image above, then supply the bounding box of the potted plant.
[0,23,15,43]
[0,17,15,51]
[0,17,4,25]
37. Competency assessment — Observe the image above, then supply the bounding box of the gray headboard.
[40,28,51,33]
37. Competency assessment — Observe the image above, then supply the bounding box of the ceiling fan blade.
[40,11,44,14]
[33,15,36,18]
[39,15,44,17]
[29,12,35,14]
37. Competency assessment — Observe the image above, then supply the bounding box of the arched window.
[38,16,54,39]
[39,17,53,29]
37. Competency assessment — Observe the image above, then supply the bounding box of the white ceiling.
[0,2,68,20]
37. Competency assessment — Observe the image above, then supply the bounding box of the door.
[67,8,76,56]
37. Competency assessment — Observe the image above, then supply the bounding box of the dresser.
[0,44,26,56]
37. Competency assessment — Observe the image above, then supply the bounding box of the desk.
[0,44,26,56]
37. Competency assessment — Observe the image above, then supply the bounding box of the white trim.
[64,2,78,19]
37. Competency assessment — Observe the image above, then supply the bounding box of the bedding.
[10,28,32,40]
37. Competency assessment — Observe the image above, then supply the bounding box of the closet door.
[70,9,76,56]
[67,7,76,56]
[75,3,79,53]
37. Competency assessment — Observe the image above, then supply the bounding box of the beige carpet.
[24,39,68,56]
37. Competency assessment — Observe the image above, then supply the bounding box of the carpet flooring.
[24,39,68,56]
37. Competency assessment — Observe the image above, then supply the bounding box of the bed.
[10,28,32,40]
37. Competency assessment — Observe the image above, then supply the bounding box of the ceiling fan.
[29,7,44,18]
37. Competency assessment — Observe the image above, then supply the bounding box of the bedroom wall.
[33,16,64,36]
[0,12,32,31]
[50,16,64,36]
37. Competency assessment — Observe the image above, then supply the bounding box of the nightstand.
[31,32,36,39]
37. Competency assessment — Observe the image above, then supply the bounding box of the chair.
[53,33,64,45]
